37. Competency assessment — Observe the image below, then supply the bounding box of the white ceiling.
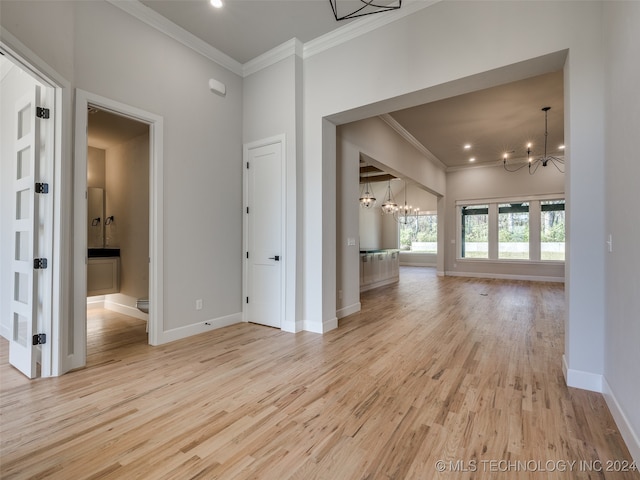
[88,108,149,149]
[388,70,564,169]
[104,1,565,170]
[140,0,358,64]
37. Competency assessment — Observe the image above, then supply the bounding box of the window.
[541,200,565,261]
[458,197,565,262]
[460,205,488,258]
[498,202,529,259]
[399,213,437,253]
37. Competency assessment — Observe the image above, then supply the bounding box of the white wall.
[243,51,303,332]
[603,1,640,463]
[445,163,565,281]
[105,132,149,300]
[303,1,606,392]
[1,1,244,356]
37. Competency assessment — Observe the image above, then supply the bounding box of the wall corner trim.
[563,355,603,393]
[303,317,338,334]
[337,302,361,320]
[243,38,303,77]
[379,114,447,171]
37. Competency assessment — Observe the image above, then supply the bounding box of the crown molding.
[304,0,440,59]
[379,113,447,171]
[108,0,439,77]
[243,38,303,77]
[106,0,243,76]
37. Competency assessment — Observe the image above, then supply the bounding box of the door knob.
[269,255,280,261]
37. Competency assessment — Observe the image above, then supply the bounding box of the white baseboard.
[104,299,149,322]
[86,294,149,321]
[436,270,445,277]
[562,355,603,392]
[602,378,640,465]
[87,295,106,309]
[280,319,301,333]
[446,271,564,283]
[303,316,338,333]
[336,302,361,319]
[153,312,242,345]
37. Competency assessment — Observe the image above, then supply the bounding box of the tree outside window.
[399,214,437,253]
[541,200,565,261]
[461,205,488,258]
[498,202,529,259]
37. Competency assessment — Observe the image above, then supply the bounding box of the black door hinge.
[33,258,48,269]
[246,162,250,169]
[35,182,49,194]
[32,333,46,345]
[36,107,50,119]
[246,252,249,259]
[246,297,249,304]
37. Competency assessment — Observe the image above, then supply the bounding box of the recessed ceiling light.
[469,157,475,162]
[559,145,565,150]
[527,142,532,148]
[210,0,223,8]
[463,144,471,150]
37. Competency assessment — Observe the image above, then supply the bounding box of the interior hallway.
[1,267,637,479]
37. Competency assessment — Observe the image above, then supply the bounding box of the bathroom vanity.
[87,248,120,296]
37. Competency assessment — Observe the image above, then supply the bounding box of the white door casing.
[244,137,285,329]
[73,89,164,371]
[9,85,53,378]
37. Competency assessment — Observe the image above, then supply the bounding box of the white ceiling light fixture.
[210,0,223,9]
[503,107,565,174]
[329,0,401,21]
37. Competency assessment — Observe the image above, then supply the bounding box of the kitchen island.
[360,249,399,292]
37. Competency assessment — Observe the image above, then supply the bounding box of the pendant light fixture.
[329,0,402,21]
[395,181,420,224]
[503,107,565,174]
[359,168,376,209]
[380,179,398,215]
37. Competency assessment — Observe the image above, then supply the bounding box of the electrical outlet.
[195,299,203,310]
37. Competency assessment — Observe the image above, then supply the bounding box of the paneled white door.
[245,140,283,328]
[9,86,44,378]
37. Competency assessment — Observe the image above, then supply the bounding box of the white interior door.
[9,86,42,378]
[246,141,283,328]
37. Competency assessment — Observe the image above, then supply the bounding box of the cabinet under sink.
[87,256,120,296]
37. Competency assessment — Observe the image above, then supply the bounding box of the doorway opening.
[85,107,150,363]
[73,90,164,372]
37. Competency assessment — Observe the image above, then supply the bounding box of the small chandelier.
[380,179,398,215]
[503,106,565,174]
[395,181,420,224]
[329,0,402,21]
[359,173,376,209]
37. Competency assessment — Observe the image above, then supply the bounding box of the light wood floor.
[1,268,637,479]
